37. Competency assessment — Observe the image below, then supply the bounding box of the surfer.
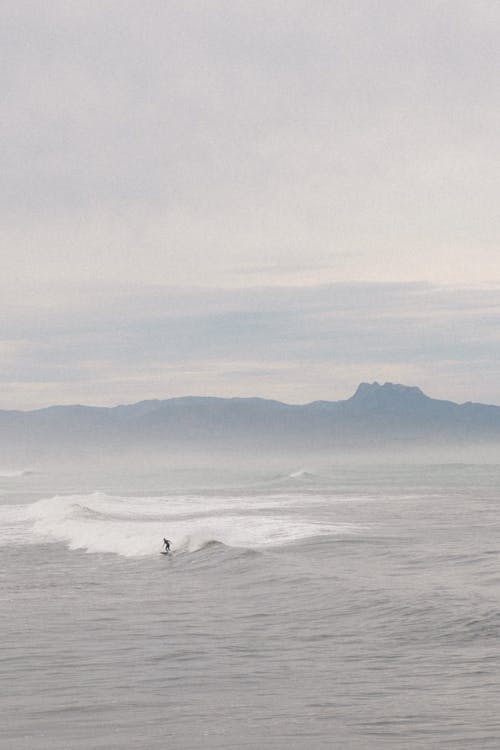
[162,538,171,553]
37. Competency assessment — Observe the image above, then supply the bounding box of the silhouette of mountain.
[1,383,500,463]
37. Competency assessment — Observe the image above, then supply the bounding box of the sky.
[1,0,500,409]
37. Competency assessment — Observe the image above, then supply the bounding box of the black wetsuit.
[163,538,171,552]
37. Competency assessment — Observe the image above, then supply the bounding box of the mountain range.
[2,382,500,465]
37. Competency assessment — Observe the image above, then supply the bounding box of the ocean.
[2,462,500,749]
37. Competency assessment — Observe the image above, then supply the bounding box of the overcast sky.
[2,1,499,409]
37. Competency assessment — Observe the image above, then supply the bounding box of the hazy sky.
[2,1,499,409]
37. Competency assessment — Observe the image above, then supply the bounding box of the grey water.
[2,462,500,749]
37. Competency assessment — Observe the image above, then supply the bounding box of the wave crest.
[2,491,359,558]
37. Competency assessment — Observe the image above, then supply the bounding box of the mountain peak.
[350,381,427,404]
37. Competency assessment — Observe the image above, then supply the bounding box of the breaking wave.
[0,491,360,558]
[0,468,33,478]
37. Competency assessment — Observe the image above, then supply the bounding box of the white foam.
[0,491,361,558]
[288,469,315,479]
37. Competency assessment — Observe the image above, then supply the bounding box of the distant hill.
[2,382,500,464]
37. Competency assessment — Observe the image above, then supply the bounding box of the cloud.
[1,281,499,408]
[1,3,499,406]
[1,1,499,291]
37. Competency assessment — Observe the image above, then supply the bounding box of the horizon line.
[1,382,497,414]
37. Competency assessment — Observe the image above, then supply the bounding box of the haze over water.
[2,461,500,749]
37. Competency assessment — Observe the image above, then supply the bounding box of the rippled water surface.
[2,463,500,749]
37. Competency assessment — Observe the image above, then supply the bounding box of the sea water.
[2,463,500,749]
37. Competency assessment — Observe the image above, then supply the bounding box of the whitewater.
[2,463,500,748]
